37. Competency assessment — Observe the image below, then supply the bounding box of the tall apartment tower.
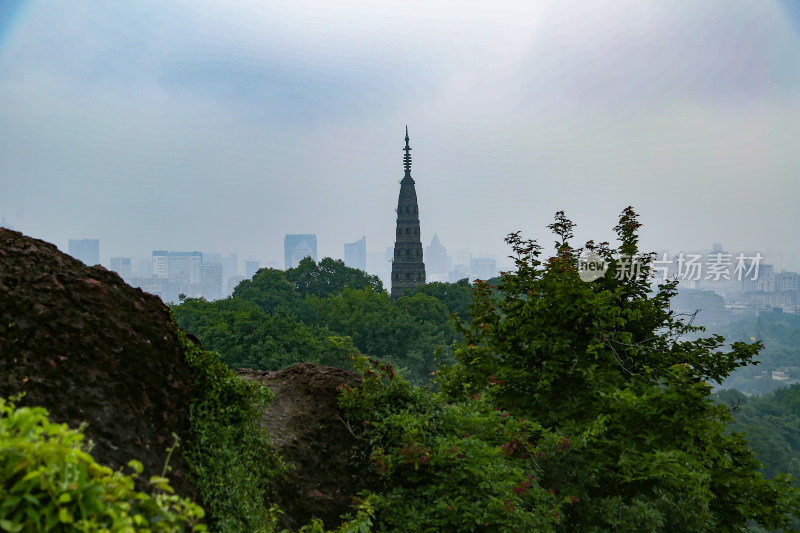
[344,235,367,271]
[391,127,426,300]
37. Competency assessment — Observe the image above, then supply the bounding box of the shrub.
[0,396,204,532]
[338,356,565,532]
[176,320,284,533]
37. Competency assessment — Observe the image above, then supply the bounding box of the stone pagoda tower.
[391,127,426,300]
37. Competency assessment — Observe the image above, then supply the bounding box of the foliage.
[714,312,800,395]
[285,257,383,298]
[435,208,800,531]
[176,320,285,533]
[0,396,205,532]
[716,385,800,483]
[173,298,356,371]
[299,288,456,383]
[174,260,462,384]
[232,268,301,314]
[413,279,474,321]
[338,356,565,532]
[290,494,378,533]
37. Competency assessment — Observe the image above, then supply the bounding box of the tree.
[414,279,474,321]
[436,208,800,531]
[232,268,300,314]
[716,384,800,484]
[172,296,357,371]
[286,257,383,298]
[300,287,438,383]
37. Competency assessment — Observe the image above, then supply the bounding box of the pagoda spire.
[391,126,425,300]
[403,125,412,178]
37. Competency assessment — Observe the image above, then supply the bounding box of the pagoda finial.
[403,126,412,177]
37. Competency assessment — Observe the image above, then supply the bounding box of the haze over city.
[1,0,799,272]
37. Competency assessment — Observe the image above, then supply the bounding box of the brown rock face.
[238,364,371,530]
[0,228,196,499]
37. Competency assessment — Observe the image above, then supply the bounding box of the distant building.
[344,236,367,271]
[68,239,99,266]
[206,253,239,294]
[222,254,239,286]
[227,275,246,295]
[284,234,317,269]
[245,260,260,279]
[110,257,132,280]
[471,257,497,281]
[202,263,223,301]
[152,251,169,278]
[670,289,729,325]
[129,277,169,302]
[391,127,426,300]
[150,251,203,302]
[742,263,774,292]
[425,233,448,276]
[776,272,799,292]
[167,252,203,284]
[450,263,470,283]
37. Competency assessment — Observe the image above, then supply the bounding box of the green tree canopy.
[286,257,384,298]
[435,207,800,531]
[172,296,357,371]
[231,268,300,314]
[414,279,474,321]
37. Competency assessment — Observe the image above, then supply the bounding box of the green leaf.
[0,519,24,533]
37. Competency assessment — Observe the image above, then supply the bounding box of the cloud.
[0,0,798,267]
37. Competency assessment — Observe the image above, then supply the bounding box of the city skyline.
[1,1,799,271]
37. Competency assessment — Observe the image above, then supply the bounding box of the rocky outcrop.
[0,228,196,499]
[238,364,369,530]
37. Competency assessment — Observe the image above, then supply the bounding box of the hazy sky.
[1,0,799,272]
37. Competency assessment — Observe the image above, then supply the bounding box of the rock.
[0,228,197,499]
[238,364,371,530]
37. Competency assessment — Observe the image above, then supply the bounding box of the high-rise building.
[245,259,260,279]
[205,253,239,294]
[167,252,203,284]
[152,251,169,278]
[150,251,202,302]
[284,234,317,269]
[128,277,169,302]
[391,127,426,300]
[776,271,800,292]
[425,233,448,276]
[471,257,497,281]
[344,235,367,271]
[742,263,774,292]
[110,257,132,280]
[68,239,99,266]
[222,254,239,286]
[202,263,223,301]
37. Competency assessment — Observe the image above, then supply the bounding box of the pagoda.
[391,127,426,300]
